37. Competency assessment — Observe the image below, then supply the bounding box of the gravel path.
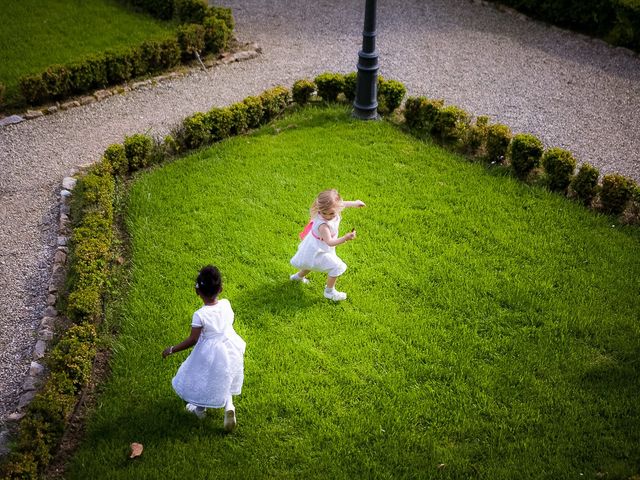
[1,0,639,422]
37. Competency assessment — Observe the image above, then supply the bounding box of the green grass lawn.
[0,0,175,108]
[67,106,640,479]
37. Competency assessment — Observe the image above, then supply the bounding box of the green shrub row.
[175,85,291,150]
[290,72,408,116]
[18,6,233,106]
[121,0,235,31]
[487,0,640,51]
[404,94,640,218]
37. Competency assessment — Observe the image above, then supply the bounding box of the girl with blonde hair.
[290,189,366,301]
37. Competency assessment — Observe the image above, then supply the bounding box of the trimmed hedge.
[600,173,635,214]
[292,79,316,106]
[377,77,407,114]
[509,133,544,180]
[571,163,600,206]
[314,72,345,103]
[17,5,233,107]
[542,147,576,192]
[487,0,640,51]
[177,23,206,60]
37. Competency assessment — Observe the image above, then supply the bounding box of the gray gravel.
[1,0,639,422]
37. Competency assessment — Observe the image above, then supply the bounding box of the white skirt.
[172,331,245,408]
[290,234,347,277]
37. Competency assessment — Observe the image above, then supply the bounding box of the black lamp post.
[353,0,379,120]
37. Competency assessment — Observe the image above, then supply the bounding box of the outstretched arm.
[163,326,202,358]
[342,200,366,208]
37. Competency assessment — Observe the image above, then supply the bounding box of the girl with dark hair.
[163,265,246,431]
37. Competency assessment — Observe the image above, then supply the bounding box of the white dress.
[172,299,246,408]
[290,214,347,277]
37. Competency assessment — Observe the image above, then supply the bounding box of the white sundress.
[172,299,246,408]
[290,214,347,277]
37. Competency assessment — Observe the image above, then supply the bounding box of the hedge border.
[15,3,235,109]
[2,72,638,478]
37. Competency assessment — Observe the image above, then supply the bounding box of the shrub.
[292,79,315,106]
[571,163,600,206]
[141,40,164,73]
[228,102,249,134]
[159,38,182,69]
[179,112,212,149]
[343,72,357,102]
[206,6,235,31]
[508,133,544,180]
[260,86,290,121]
[48,323,98,389]
[69,55,108,94]
[378,77,406,114]
[464,115,489,157]
[432,105,470,143]
[243,96,264,128]
[600,173,635,214]
[207,107,234,141]
[19,74,48,104]
[175,0,208,24]
[542,147,576,192]
[124,133,154,171]
[485,123,512,164]
[314,72,345,102]
[104,49,134,84]
[177,23,206,59]
[129,45,148,78]
[203,16,230,54]
[103,143,128,177]
[403,96,443,132]
[42,64,72,99]
[0,82,5,106]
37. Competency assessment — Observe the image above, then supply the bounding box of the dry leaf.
[129,442,143,459]
[437,463,447,470]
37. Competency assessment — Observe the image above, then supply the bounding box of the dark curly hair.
[195,265,222,298]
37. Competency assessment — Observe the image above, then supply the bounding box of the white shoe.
[290,273,310,284]
[224,408,237,432]
[186,403,206,419]
[324,289,347,301]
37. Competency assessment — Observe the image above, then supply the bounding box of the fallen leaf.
[437,463,446,470]
[129,442,143,459]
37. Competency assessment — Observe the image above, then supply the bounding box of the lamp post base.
[352,102,380,120]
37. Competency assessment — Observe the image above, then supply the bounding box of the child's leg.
[324,276,347,301]
[290,269,310,284]
[224,395,237,432]
[225,394,234,412]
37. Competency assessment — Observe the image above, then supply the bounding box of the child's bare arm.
[342,200,366,208]
[163,326,202,358]
[319,224,356,247]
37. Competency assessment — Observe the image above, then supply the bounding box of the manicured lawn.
[0,0,175,107]
[67,106,640,479]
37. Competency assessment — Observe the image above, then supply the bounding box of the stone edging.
[0,174,75,457]
[0,42,262,129]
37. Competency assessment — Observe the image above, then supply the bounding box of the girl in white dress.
[290,189,366,301]
[163,265,246,432]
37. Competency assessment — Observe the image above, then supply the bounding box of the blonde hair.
[310,189,342,219]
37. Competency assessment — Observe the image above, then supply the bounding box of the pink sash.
[299,221,313,239]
